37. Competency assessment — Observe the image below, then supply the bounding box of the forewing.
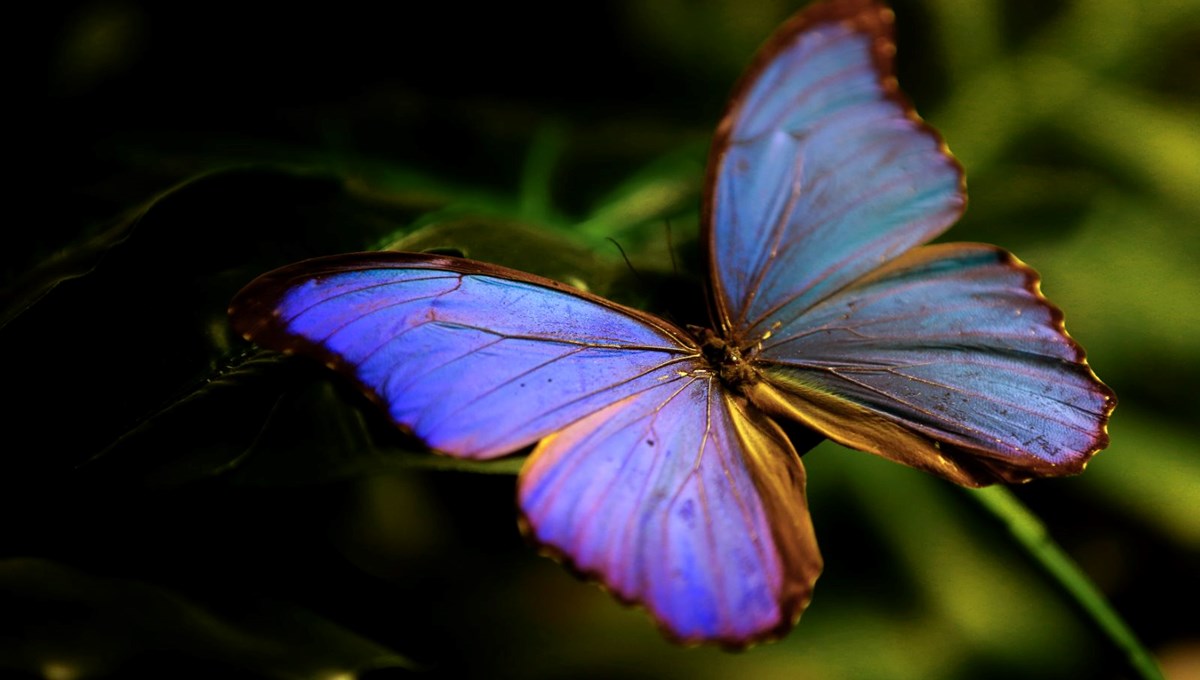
[753,244,1115,486]
[519,373,821,645]
[228,253,698,459]
[705,0,964,341]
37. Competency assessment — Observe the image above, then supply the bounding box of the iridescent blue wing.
[519,373,820,645]
[230,252,821,643]
[229,253,698,459]
[750,244,1114,486]
[705,0,964,342]
[704,1,1112,485]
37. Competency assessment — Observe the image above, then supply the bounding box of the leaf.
[573,142,707,243]
[226,375,527,487]
[1084,408,1200,550]
[387,214,623,295]
[0,166,414,477]
[86,347,525,487]
[80,350,306,486]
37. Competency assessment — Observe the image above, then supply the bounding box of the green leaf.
[1085,408,1200,550]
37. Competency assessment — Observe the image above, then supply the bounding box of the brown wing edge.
[700,0,968,334]
[722,390,823,643]
[974,243,1116,478]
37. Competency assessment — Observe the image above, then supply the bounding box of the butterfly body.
[693,327,762,392]
[230,0,1113,646]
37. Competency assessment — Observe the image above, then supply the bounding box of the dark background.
[5,1,1198,678]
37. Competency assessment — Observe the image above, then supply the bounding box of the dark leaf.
[0,558,414,679]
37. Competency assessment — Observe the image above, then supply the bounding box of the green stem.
[968,486,1163,680]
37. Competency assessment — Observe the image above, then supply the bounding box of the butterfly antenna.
[664,218,679,277]
[606,237,646,289]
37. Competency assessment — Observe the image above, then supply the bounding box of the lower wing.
[519,373,821,645]
[752,243,1115,486]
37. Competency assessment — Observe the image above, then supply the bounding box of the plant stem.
[968,485,1163,680]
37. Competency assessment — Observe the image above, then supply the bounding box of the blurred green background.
[4,0,1198,678]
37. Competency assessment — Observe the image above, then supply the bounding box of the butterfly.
[228,0,1115,646]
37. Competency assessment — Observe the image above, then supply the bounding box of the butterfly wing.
[705,0,964,341]
[231,252,821,643]
[704,0,1113,484]
[750,244,1114,485]
[229,252,699,459]
[519,372,819,645]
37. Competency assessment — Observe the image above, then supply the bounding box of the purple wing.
[752,244,1115,485]
[231,252,823,643]
[704,0,964,343]
[228,253,698,459]
[519,373,820,645]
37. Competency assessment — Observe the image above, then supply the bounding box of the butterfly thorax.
[695,327,761,393]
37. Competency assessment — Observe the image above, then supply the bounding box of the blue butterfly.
[229,0,1114,645]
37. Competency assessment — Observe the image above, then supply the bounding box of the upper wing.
[519,372,820,645]
[228,253,698,459]
[704,0,964,343]
[751,244,1115,486]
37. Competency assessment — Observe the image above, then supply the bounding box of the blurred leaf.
[0,558,412,679]
[388,215,626,296]
[0,209,124,330]
[969,486,1164,680]
[52,3,145,96]
[517,123,569,225]
[88,347,525,487]
[620,0,791,80]
[1057,82,1200,218]
[574,141,707,243]
[831,446,1098,678]
[389,214,706,323]
[932,0,1200,186]
[0,166,399,477]
[1014,193,1200,414]
[1086,408,1200,550]
[924,0,1002,87]
[227,378,525,487]
[1050,0,1200,74]
[82,350,305,486]
[342,159,517,220]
